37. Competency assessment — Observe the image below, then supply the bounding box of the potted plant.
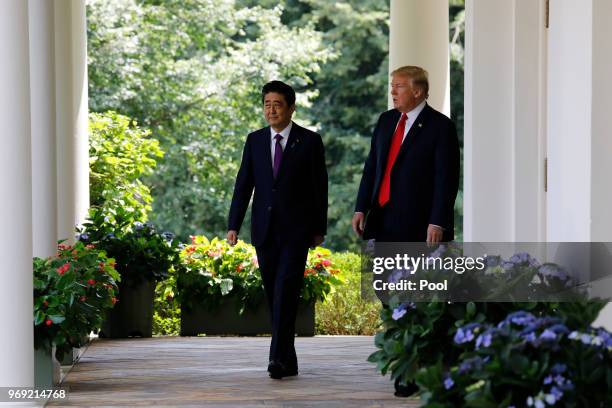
[177,236,342,336]
[34,241,119,386]
[79,209,180,337]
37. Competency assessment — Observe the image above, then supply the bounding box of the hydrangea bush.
[368,248,609,403]
[417,311,612,407]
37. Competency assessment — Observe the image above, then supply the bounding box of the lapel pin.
[418,123,423,128]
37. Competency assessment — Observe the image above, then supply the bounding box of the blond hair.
[391,66,429,97]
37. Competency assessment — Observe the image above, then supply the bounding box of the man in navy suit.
[353,65,459,244]
[352,66,459,397]
[227,80,327,379]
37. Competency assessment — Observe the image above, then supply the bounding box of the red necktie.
[377,113,407,207]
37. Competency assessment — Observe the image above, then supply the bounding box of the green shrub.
[315,252,381,335]
[79,209,180,286]
[89,111,163,227]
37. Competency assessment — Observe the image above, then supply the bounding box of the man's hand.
[352,212,365,236]
[312,235,325,248]
[426,224,443,245]
[227,230,238,246]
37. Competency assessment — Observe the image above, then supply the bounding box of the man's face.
[263,92,295,130]
[390,74,423,113]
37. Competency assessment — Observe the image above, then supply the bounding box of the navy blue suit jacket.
[228,122,328,247]
[355,104,460,242]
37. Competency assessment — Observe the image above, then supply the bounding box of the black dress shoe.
[394,378,419,397]
[268,361,298,379]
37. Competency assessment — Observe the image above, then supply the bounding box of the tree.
[88,0,332,240]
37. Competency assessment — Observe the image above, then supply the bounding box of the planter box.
[34,346,60,388]
[100,279,156,338]
[181,298,315,336]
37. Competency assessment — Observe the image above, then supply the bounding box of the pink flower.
[56,263,70,275]
[322,259,331,267]
[87,279,96,286]
[45,319,52,326]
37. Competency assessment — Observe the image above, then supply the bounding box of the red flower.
[79,295,87,302]
[42,300,49,307]
[87,279,96,286]
[186,245,196,254]
[111,297,118,305]
[58,244,70,251]
[304,268,316,277]
[45,319,52,326]
[56,263,70,275]
[190,235,197,244]
[86,244,95,249]
[322,259,331,267]
[236,264,244,272]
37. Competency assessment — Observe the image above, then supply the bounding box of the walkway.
[48,336,421,407]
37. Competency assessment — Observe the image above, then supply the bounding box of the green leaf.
[34,311,46,325]
[219,279,233,296]
[48,315,65,324]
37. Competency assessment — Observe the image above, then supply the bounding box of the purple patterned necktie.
[273,134,283,178]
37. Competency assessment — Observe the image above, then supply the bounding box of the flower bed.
[175,236,342,335]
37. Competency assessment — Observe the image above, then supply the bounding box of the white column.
[547,0,612,330]
[30,0,58,258]
[55,0,89,244]
[389,0,450,115]
[0,0,34,387]
[464,0,547,242]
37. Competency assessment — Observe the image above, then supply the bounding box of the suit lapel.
[260,127,274,181]
[275,123,300,182]
[396,104,429,160]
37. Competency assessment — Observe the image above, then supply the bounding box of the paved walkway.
[48,336,421,407]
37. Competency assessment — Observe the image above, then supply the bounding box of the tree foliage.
[88,0,332,240]
[88,0,465,250]
[89,111,163,225]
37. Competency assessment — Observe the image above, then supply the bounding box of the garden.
[31,1,612,405]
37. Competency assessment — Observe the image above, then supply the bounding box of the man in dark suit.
[352,65,459,244]
[227,80,327,379]
[352,66,459,397]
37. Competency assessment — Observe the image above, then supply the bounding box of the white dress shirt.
[270,121,292,167]
[398,100,427,143]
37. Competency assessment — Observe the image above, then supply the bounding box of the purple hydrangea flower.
[476,332,492,349]
[443,376,454,390]
[392,305,408,320]
[538,264,569,280]
[454,323,480,344]
[550,363,567,375]
[484,255,501,268]
[540,329,557,341]
[507,311,536,326]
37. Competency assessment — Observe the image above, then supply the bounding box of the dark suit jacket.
[228,122,328,247]
[355,104,460,242]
